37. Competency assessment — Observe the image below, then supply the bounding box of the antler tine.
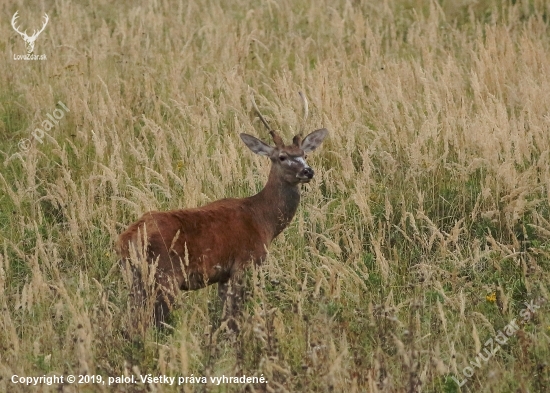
[11,11,19,26]
[250,92,271,132]
[299,91,308,123]
[293,91,309,147]
[250,89,284,147]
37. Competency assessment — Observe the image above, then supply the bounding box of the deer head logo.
[11,11,49,54]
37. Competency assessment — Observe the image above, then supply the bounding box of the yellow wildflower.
[486,292,497,303]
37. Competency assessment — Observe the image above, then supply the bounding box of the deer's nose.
[301,167,314,179]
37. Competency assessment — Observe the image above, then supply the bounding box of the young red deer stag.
[117,97,328,332]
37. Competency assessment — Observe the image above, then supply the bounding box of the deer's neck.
[250,167,301,241]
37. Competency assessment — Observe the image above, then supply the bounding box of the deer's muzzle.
[297,167,314,182]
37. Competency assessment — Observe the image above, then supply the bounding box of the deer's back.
[116,198,270,288]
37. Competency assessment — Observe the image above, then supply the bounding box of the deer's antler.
[299,91,308,123]
[250,92,271,132]
[250,91,285,147]
[293,91,309,147]
[31,13,49,40]
[11,11,27,39]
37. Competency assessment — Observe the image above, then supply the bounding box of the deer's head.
[241,92,327,185]
[240,129,328,185]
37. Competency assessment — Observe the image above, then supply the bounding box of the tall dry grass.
[1,0,550,391]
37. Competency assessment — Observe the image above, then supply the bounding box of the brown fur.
[117,128,327,331]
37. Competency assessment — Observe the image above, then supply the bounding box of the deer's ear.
[240,133,274,156]
[301,128,328,153]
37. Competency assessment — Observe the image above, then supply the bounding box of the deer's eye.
[279,155,287,162]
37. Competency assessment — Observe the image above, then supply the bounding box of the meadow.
[1,0,550,391]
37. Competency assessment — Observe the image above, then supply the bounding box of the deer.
[116,93,328,334]
[11,11,49,54]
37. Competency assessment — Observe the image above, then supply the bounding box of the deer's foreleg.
[218,273,244,333]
